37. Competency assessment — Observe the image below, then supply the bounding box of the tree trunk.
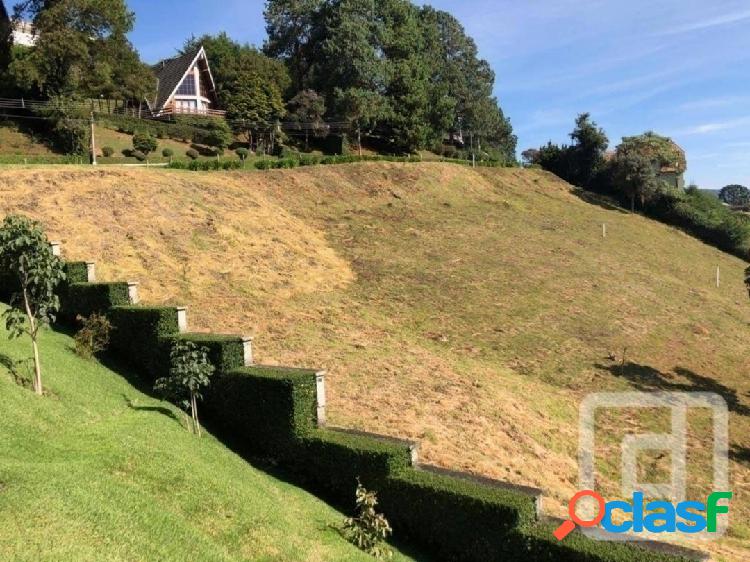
[358,127,362,157]
[22,288,42,396]
[631,194,635,213]
[191,393,201,437]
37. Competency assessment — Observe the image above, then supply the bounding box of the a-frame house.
[149,46,222,117]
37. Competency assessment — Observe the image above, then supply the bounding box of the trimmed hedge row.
[168,333,245,374]
[204,367,692,562]
[168,153,517,173]
[60,282,130,322]
[107,305,178,381]
[381,468,538,561]
[205,366,319,458]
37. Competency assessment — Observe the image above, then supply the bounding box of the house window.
[199,73,210,99]
[176,74,196,96]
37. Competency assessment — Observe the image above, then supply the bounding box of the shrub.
[186,148,199,160]
[162,148,174,160]
[101,146,115,157]
[74,313,113,359]
[132,131,158,157]
[132,150,146,162]
[235,147,249,161]
[342,481,393,559]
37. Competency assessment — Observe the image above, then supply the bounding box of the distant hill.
[0,163,748,561]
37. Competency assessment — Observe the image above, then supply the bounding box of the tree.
[201,120,233,159]
[341,480,393,559]
[719,184,750,207]
[154,341,214,436]
[334,88,390,156]
[613,151,659,212]
[0,215,65,396]
[132,131,157,159]
[287,89,326,149]
[521,148,540,166]
[223,73,285,148]
[162,147,174,163]
[10,0,155,99]
[569,113,608,188]
[264,0,324,92]
[183,33,291,104]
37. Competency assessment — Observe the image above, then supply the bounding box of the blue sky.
[123,1,750,188]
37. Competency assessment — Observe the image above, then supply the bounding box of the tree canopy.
[719,184,750,207]
[263,0,516,157]
[9,0,154,99]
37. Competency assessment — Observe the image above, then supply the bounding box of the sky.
[125,1,748,188]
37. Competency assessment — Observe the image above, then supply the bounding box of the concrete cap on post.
[242,336,254,366]
[127,282,140,304]
[85,262,96,282]
[50,241,62,257]
[315,370,327,427]
[176,307,188,333]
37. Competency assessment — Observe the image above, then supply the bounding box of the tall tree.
[10,0,154,99]
[264,0,324,92]
[224,73,285,148]
[0,215,65,396]
[569,113,608,188]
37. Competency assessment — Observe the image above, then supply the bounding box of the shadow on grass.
[571,188,630,214]
[596,361,750,417]
[122,393,180,422]
[0,353,34,389]
[730,445,750,467]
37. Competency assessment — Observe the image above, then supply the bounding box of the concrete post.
[242,336,254,366]
[315,370,327,427]
[176,307,188,333]
[85,262,96,282]
[127,282,140,304]
[50,241,62,257]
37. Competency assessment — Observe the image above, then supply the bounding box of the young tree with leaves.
[0,215,65,396]
[342,480,393,559]
[154,341,214,437]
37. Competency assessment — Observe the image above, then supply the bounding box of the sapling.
[342,480,393,559]
[0,215,65,395]
[154,341,214,436]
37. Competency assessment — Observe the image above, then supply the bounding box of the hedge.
[168,153,516,173]
[517,523,693,562]
[297,429,413,504]
[166,333,245,374]
[202,366,695,562]
[59,282,130,322]
[205,365,319,458]
[380,467,538,561]
[107,305,179,381]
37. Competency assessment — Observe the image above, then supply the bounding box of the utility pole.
[90,112,97,166]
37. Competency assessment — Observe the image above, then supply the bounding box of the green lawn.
[0,308,416,562]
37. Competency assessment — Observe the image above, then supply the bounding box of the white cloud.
[658,8,750,36]
[678,116,750,136]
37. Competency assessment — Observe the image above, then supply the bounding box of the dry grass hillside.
[1,164,748,560]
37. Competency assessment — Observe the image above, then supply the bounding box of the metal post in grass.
[716,266,720,288]
[602,223,607,238]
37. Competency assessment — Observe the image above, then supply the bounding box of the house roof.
[151,47,202,110]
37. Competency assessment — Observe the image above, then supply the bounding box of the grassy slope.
[0,164,748,560]
[0,122,56,156]
[0,313,415,562]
